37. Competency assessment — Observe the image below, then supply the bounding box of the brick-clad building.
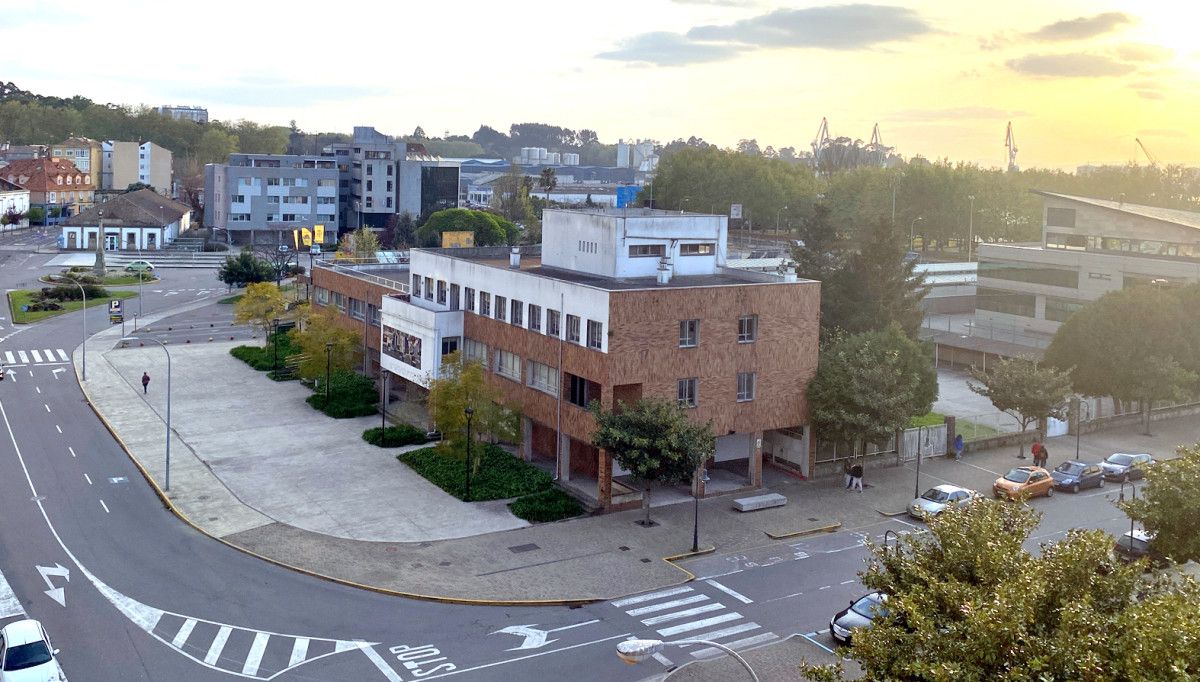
[379,208,820,510]
[309,260,407,375]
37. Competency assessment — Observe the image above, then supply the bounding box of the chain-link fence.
[955,412,1029,442]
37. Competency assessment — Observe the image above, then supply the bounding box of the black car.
[1100,453,1154,482]
[1051,460,1105,493]
[830,592,887,645]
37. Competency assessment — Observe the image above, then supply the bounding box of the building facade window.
[465,287,476,312]
[510,299,523,326]
[976,287,1036,318]
[677,378,698,408]
[348,298,364,320]
[368,303,380,326]
[315,287,329,305]
[463,338,487,365]
[411,274,422,298]
[424,277,434,301]
[737,315,758,343]
[436,280,447,305]
[479,292,491,317]
[586,320,603,350]
[449,284,460,311]
[566,314,581,343]
[679,319,699,347]
[528,304,542,332]
[566,373,596,408]
[495,349,521,381]
[527,361,558,396]
[680,243,715,256]
[331,292,346,312]
[495,295,507,322]
[628,244,665,258]
[978,263,1079,288]
[1045,233,1087,251]
[736,372,757,402]
[1045,297,1085,323]
[547,309,560,337]
[1046,207,1076,228]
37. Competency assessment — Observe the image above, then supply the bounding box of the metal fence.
[955,411,1030,442]
[898,425,947,462]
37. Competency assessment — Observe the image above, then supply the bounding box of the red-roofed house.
[0,158,94,224]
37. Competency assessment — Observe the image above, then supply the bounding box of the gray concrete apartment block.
[204,154,340,245]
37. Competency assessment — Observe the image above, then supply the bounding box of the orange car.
[993,466,1054,500]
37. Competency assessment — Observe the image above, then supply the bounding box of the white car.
[909,484,979,519]
[0,619,64,682]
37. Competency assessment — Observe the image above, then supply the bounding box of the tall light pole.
[967,194,976,262]
[464,406,474,501]
[51,275,86,381]
[691,466,709,553]
[271,317,281,375]
[909,216,924,254]
[914,425,929,500]
[128,336,171,491]
[324,341,333,407]
[1075,400,1092,461]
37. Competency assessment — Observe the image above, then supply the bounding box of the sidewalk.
[76,304,1200,603]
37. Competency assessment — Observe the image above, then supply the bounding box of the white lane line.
[68,447,75,458]
[172,618,197,647]
[35,386,40,394]
[625,594,709,616]
[360,644,403,682]
[55,425,61,433]
[657,612,742,637]
[0,567,25,619]
[43,404,50,413]
[652,652,673,666]
[640,603,726,626]
[204,625,232,665]
[30,350,42,363]
[414,633,632,681]
[55,349,68,361]
[289,637,310,666]
[100,500,110,513]
[679,622,760,644]
[611,586,693,608]
[84,474,92,485]
[691,632,778,659]
[801,632,837,655]
[840,579,856,585]
[706,579,753,604]
[242,631,270,675]
[3,351,13,364]
[17,351,27,363]
[819,585,832,590]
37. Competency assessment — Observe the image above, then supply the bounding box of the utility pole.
[967,195,976,262]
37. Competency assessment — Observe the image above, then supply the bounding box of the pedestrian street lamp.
[617,639,759,681]
[909,216,924,253]
[126,336,171,491]
[49,275,87,381]
[324,341,333,408]
[691,466,710,553]
[271,317,281,375]
[1074,400,1092,461]
[464,406,475,501]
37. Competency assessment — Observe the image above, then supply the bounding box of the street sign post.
[108,299,123,325]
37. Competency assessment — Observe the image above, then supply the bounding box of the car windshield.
[1004,469,1031,483]
[1121,535,1150,552]
[2,641,52,671]
[1056,462,1084,475]
[1107,454,1134,466]
[920,489,950,503]
[851,595,887,619]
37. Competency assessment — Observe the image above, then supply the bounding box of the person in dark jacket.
[850,462,864,492]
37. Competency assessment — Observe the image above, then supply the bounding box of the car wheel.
[1072,483,1080,494]
[1046,486,1053,497]
[1098,477,1104,488]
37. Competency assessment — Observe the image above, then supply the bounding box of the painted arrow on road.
[490,620,599,651]
[36,563,70,607]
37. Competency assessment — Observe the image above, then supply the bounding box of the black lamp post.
[272,317,281,375]
[691,466,710,553]
[464,407,474,501]
[1119,481,1137,550]
[324,341,333,407]
[1074,400,1092,461]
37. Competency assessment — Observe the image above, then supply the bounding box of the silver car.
[909,484,979,519]
[1100,453,1154,482]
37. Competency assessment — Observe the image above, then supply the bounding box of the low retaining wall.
[1079,402,1200,435]
[962,428,1037,454]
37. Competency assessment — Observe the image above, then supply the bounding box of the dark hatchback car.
[1051,460,1105,493]
[1100,453,1154,482]
[830,592,888,645]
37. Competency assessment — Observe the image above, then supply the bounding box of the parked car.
[993,466,1054,500]
[1051,460,1105,493]
[830,592,888,645]
[1113,529,1168,568]
[1100,453,1154,482]
[124,260,155,272]
[0,619,64,682]
[909,484,979,519]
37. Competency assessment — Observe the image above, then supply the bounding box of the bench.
[733,493,788,512]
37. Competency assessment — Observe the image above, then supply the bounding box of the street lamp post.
[464,407,474,501]
[914,425,929,500]
[1119,481,1137,547]
[1075,400,1092,460]
[51,275,87,381]
[324,341,333,407]
[128,336,171,491]
[271,317,280,375]
[617,639,759,681]
[691,466,710,553]
[967,194,976,262]
[909,216,924,253]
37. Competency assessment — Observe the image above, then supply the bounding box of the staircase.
[106,251,231,269]
[163,237,206,252]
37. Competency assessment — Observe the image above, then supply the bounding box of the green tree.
[1045,285,1197,435]
[800,499,1200,681]
[1123,441,1200,563]
[426,351,519,460]
[968,356,1073,459]
[809,327,937,453]
[822,218,929,339]
[217,249,273,287]
[196,127,239,165]
[493,162,536,226]
[124,182,155,193]
[337,227,382,260]
[538,167,557,205]
[295,306,361,380]
[591,397,715,526]
[416,208,513,247]
[25,206,45,225]
[233,282,287,339]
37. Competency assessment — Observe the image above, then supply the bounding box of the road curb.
[764,522,841,540]
[875,508,909,517]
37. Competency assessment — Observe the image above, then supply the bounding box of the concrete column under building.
[558,432,571,481]
[598,449,612,508]
[520,416,533,462]
[750,431,764,488]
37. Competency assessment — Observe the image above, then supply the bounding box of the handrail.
[313,260,410,294]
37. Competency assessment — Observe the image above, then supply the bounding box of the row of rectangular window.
[315,288,379,325]
[628,243,715,258]
[677,373,757,407]
[1045,232,1200,260]
[679,316,757,347]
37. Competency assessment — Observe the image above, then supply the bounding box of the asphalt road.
[0,254,1166,681]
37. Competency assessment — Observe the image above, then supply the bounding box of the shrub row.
[307,369,378,418]
[229,331,301,372]
[508,488,583,523]
[362,425,429,447]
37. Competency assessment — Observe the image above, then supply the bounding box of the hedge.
[508,488,584,523]
[398,444,552,502]
[308,369,377,418]
[362,425,428,447]
[230,331,301,373]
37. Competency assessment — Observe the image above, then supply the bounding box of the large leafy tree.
[294,306,361,380]
[1124,441,1200,563]
[831,218,929,338]
[233,282,287,339]
[801,499,1200,681]
[591,398,715,526]
[217,249,273,287]
[968,356,1073,458]
[337,227,382,260]
[1045,285,1197,435]
[538,167,557,204]
[809,326,937,453]
[426,351,519,459]
[416,208,513,247]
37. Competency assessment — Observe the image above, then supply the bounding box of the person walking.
[1030,439,1044,467]
[141,372,150,395]
[850,461,864,493]
[954,434,964,462]
[1036,441,1050,468]
[843,459,853,490]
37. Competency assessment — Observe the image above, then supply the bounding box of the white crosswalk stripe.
[0,567,25,620]
[611,583,775,664]
[3,351,13,364]
[30,350,42,363]
[1,349,69,366]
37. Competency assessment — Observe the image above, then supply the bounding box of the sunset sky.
[2,0,1195,169]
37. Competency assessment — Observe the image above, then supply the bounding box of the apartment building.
[204,154,339,245]
[102,141,173,195]
[155,105,209,123]
[974,191,1200,342]
[0,178,30,225]
[0,158,94,223]
[377,208,820,511]
[53,137,103,182]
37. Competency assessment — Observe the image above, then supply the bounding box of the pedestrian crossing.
[0,567,25,622]
[611,584,777,662]
[1,349,70,366]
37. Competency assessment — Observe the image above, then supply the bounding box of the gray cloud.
[686,4,932,49]
[596,31,743,66]
[1128,79,1167,100]
[1114,42,1173,63]
[1030,12,1134,41]
[888,106,1028,122]
[1006,53,1135,77]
